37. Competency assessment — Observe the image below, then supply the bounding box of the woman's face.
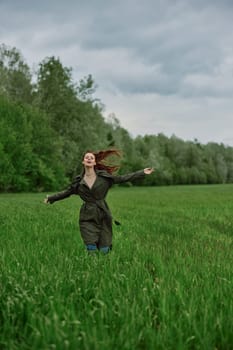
[82,152,96,167]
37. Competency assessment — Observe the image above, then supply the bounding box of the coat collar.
[95,170,113,178]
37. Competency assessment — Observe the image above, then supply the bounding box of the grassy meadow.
[0,185,233,349]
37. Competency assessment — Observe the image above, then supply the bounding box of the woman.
[44,149,154,254]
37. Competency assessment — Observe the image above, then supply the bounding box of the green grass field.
[0,185,233,350]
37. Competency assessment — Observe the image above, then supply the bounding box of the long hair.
[83,149,122,174]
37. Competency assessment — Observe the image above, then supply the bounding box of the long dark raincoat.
[47,169,145,248]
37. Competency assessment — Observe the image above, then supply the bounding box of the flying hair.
[83,149,122,174]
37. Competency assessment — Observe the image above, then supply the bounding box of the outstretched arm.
[44,176,81,204]
[111,168,154,184]
[44,187,74,204]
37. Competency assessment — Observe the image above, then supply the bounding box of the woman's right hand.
[44,196,49,204]
[144,168,154,175]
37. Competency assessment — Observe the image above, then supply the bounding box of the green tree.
[35,56,77,133]
[0,96,66,192]
[77,74,98,102]
[35,56,110,176]
[0,44,33,103]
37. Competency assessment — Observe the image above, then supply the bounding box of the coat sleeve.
[47,176,81,204]
[110,170,145,184]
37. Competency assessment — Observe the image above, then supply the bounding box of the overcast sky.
[1,0,233,145]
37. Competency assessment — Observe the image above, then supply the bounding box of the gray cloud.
[0,0,233,144]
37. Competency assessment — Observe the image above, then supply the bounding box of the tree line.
[1,43,233,192]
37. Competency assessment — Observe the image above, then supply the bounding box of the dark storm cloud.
[1,0,233,144]
[1,0,233,98]
[1,1,232,82]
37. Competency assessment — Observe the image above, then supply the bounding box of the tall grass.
[0,185,233,349]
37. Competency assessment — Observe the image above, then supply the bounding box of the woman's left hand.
[144,168,154,175]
